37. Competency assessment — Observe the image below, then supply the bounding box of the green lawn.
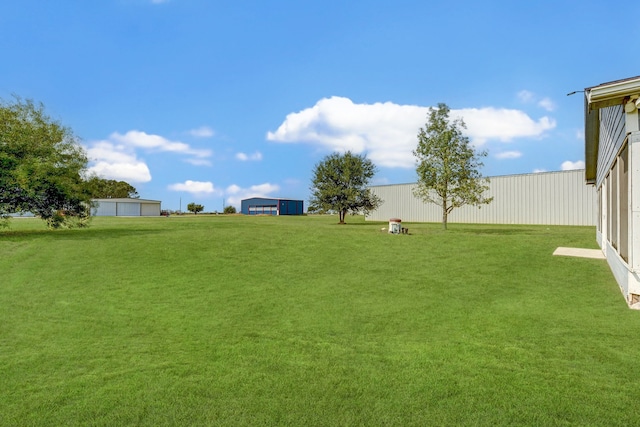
[1,215,637,426]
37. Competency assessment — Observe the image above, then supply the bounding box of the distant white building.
[365,169,596,226]
[91,198,161,217]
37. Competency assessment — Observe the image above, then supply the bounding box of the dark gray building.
[241,198,304,216]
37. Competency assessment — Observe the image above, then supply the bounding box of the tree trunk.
[442,204,448,230]
[339,210,346,224]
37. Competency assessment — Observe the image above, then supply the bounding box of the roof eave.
[587,76,640,111]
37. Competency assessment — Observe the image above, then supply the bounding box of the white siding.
[141,203,160,216]
[366,170,596,226]
[92,201,117,216]
[91,198,161,217]
[117,202,141,216]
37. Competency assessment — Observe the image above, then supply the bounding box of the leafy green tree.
[85,176,139,199]
[0,97,91,228]
[223,205,236,214]
[413,103,493,230]
[309,151,382,224]
[187,202,204,214]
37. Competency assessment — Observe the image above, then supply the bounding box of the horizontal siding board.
[597,105,626,187]
[366,170,596,226]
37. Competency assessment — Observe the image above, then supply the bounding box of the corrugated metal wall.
[92,199,161,216]
[279,200,304,215]
[117,202,141,216]
[366,170,596,225]
[92,201,117,216]
[141,203,160,216]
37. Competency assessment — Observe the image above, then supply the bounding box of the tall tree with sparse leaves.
[309,151,382,224]
[0,97,92,228]
[413,103,493,230]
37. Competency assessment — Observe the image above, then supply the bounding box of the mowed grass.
[1,214,638,426]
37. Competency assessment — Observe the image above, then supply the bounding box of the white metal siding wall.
[117,202,141,216]
[140,203,160,216]
[93,201,117,216]
[597,105,626,188]
[366,170,596,225]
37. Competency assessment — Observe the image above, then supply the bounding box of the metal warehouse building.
[91,198,162,217]
[366,169,596,225]
[241,198,304,216]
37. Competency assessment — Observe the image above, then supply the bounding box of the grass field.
[1,214,638,426]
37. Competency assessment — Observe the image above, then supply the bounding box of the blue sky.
[2,0,639,211]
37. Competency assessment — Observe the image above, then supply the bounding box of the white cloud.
[267,97,555,168]
[454,107,556,145]
[561,160,585,170]
[110,130,212,159]
[85,130,213,183]
[185,158,213,166]
[575,129,585,140]
[518,90,556,112]
[533,168,547,173]
[85,141,152,183]
[236,151,263,161]
[168,180,217,194]
[89,160,152,183]
[538,97,556,112]
[495,151,522,159]
[189,126,215,138]
[517,90,535,103]
[224,183,280,207]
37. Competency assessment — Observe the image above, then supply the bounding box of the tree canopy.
[85,176,139,199]
[187,202,204,214]
[309,151,382,224]
[0,98,91,228]
[413,103,493,230]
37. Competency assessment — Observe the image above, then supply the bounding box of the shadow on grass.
[461,227,545,235]
[0,227,164,241]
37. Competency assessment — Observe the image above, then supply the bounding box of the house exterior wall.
[596,124,640,304]
[365,170,596,226]
[596,105,626,187]
[585,76,640,307]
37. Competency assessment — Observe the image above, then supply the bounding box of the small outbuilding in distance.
[241,198,304,216]
[91,198,162,217]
